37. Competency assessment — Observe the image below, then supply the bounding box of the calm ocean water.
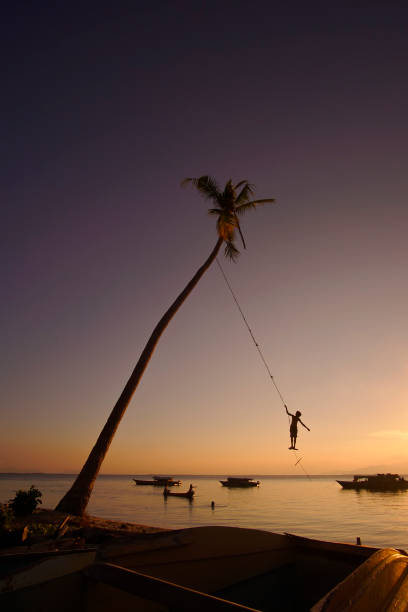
[1,474,408,551]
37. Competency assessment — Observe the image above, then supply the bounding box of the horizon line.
[0,471,385,477]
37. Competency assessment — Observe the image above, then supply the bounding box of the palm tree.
[55,176,275,515]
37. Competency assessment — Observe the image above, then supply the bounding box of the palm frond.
[234,180,248,190]
[235,215,247,249]
[235,182,255,206]
[235,198,276,216]
[224,241,240,261]
[181,175,221,202]
[248,198,276,206]
[219,180,235,208]
[235,202,256,216]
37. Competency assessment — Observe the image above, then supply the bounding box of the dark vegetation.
[9,485,42,516]
[0,485,47,546]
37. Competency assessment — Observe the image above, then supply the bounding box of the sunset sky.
[2,1,408,475]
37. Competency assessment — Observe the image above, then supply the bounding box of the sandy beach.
[0,507,168,556]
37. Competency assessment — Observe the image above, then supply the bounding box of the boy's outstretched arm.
[299,419,310,431]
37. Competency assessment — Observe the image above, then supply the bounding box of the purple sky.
[2,1,408,474]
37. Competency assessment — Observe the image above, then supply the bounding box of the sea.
[1,474,408,551]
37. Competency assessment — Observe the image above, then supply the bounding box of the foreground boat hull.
[2,526,406,611]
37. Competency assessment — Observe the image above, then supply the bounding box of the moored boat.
[220,477,260,488]
[133,476,182,487]
[337,473,408,491]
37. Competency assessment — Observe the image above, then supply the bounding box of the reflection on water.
[1,474,408,550]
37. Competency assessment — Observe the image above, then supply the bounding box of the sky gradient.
[2,1,408,475]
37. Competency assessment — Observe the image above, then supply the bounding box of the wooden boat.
[311,547,408,611]
[2,527,408,611]
[133,476,182,487]
[153,475,181,484]
[337,473,408,491]
[220,477,260,488]
[163,485,194,499]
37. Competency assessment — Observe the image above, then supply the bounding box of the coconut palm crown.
[182,176,275,260]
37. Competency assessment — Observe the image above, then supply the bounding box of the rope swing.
[215,258,312,479]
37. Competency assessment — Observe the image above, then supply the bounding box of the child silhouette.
[285,405,310,450]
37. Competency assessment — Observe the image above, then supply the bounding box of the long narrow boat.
[3,527,408,611]
[220,477,260,488]
[163,485,194,499]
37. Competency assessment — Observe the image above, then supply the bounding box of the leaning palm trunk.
[55,237,223,515]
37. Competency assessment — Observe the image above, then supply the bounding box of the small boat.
[133,476,181,487]
[336,473,408,491]
[163,484,194,499]
[220,477,260,488]
[153,475,181,484]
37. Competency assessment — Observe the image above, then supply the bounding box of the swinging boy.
[285,405,310,450]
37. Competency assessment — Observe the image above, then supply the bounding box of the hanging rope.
[215,258,312,479]
[216,259,287,406]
